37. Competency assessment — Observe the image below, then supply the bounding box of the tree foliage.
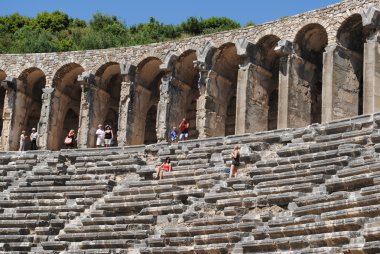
[0,11,243,53]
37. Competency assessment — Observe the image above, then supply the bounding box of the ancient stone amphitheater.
[0,0,380,253]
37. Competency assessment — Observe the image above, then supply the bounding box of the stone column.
[156,72,172,142]
[77,72,97,148]
[236,62,272,134]
[1,77,17,150]
[156,70,192,142]
[118,62,136,146]
[362,6,380,114]
[276,40,320,128]
[37,87,55,150]
[321,45,363,122]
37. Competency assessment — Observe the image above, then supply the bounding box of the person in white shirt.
[95,124,105,148]
[30,127,38,150]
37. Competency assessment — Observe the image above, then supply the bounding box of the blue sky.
[0,0,342,26]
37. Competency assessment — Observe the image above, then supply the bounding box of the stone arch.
[132,57,163,144]
[294,23,327,124]
[209,42,240,136]
[50,63,84,150]
[134,51,164,67]
[255,34,281,130]
[173,50,200,139]
[197,41,217,68]
[17,67,46,141]
[335,14,366,116]
[0,70,6,136]
[94,62,122,144]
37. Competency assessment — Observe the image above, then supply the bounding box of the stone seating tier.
[0,113,379,252]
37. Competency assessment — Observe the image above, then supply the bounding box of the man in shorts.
[179,118,189,141]
[95,124,105,148]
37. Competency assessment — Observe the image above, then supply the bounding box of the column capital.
[274,40,294,56]
[1,76,17,91]
[235,37,251,56]
[120,61,136,78]
[362,5,380,29]
[42,87,55,95]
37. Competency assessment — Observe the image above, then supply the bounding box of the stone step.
[81,215,155,226]
[127,173,222,187]
[158,189,205,199]
[0,220,49,228]
[361,185,380,196]
[139,246,194,254]
[80,239,136,249]
[165,237,193,246]
[104,193,157,203]
[95,199,180,213]
[204,190,257,203]
[10,185,109,193]
[139,204,186,215]
[215,192,302,209]
[268,215,319,228]
[314,122,362,135]
[255,217,365,240]
[41,241,69,251]
[314,129,373,143]
[277,136,368,157]
[0,228,30,235]
[64,224,150,233]
[0,213,55,220]
[194,232,245,245]
[241,231,359,252]
[71,165,139,175]
[344,241,380,254]
[256,183,315,195]
[5,242,33,251]
[136,164,212,178]
[363,228,380,241]
[325,172,380,192]
[337,162,380,178]
[112,185,182,195]
[321,204,380,221]
[294,192,349,207]
[16,205,86,213]
[56,230,149,241]
[252,165,338,185]
[251,156,348,175]
[164,222,258,237]
[0,164,33,172]
[255,174,326,189]
[255,150,339,168]
[0,199,67,207]
[188,216,237,227]
[0,235,34,242]
[294,193,380,217]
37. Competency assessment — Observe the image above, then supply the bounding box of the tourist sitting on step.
[64,129,76,149]
[230,145,240,178]
[170,126,178,143]
[155,157,171,180]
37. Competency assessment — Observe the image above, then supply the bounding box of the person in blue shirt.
[170,126,178,143]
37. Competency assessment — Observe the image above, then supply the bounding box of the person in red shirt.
[179,118,189,141]
[155,157,171,180]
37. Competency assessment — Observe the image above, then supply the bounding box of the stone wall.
[0,0,380,150]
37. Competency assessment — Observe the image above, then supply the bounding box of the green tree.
[33,11,71,32]
[11,26,59,53]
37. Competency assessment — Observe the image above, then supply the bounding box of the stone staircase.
[0,113,380,253]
